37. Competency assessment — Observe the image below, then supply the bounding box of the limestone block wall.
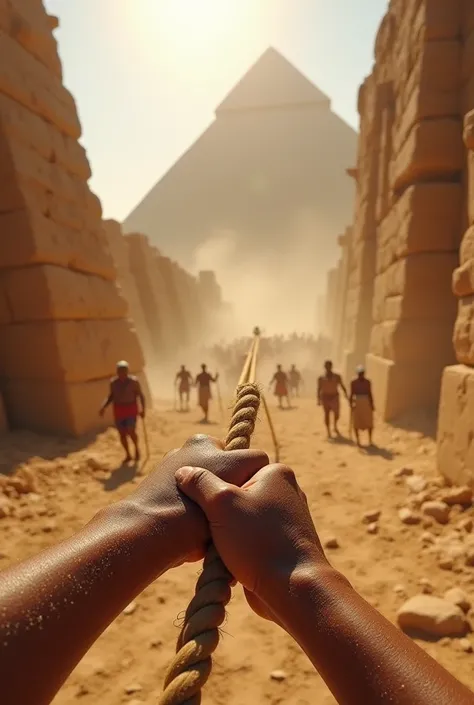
[103,220,155,366]
[331,229,351,370]
[438,2,474,487]
[0,2,146,435]
[339,0,464,420]
[324,267,338,339]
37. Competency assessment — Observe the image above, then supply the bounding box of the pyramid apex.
[216,47,330,115]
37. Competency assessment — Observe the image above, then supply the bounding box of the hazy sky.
[44,0,387,222]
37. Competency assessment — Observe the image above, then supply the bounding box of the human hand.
[121,435,268,572]
[176,464,329,623]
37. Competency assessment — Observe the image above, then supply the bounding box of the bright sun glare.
[143,0,244,51]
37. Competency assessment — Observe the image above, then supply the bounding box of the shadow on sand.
[0,429,103,475]
[100,461,140,491]
[327,434,354,446]
[360,444,396,461]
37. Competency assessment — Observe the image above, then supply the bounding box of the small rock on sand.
[397,595,469,637]
[457,518,474,533]
[399,508,421,525]
[406,475,427,494]
[393,584,407,596]
[324,537,339,550]
[393,466,413,478]
[123,601,137,615]
[459,638,473,653]
[422,501,450,525]
[124,683,142,695]
[363,510,381,524]
[270,670,287,682]
[441,487,473,507]
[419,578,434,595]
[444,588,471,614]
[367,523,378,535]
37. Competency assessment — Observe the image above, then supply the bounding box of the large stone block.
[373,253,458,318]
[453,296,474,365]
[0,0,62,76]
[0,319,144,382]
[453,260,474,298]
[0,265,127,322]
[437,365,474,487]
[370,318,455,365]
[377,184,462,272]
[0,207,115,280]
[391,119,464,192]
[0,391,8,433]
[366,353,448,420]
[0,92,91,179]
[2,371,150,436]
[0,30,80,137]
[423,0,462,41]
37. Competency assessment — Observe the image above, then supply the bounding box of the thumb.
[175,466,234,511]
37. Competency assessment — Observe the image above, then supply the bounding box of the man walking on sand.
[175,365,193,412]
[289,364,303,397]
[195,364,219,423]
[350,365,375,447]
[99,360,145,463]
[270,364,291,409]
[317,360,348,438]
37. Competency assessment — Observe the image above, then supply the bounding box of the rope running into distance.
[158,336,261,705]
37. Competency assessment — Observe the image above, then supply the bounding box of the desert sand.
[0,393,473,705]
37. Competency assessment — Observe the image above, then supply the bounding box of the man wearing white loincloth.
[350,365,375,447]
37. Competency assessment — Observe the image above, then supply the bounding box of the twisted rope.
[158,382,261,705]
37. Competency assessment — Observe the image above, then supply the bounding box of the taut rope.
[158,331,262,705]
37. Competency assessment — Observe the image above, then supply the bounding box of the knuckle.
[209,485,235,510]
[184,433,210,447]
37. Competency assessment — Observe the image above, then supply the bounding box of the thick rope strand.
[158,383,261,705]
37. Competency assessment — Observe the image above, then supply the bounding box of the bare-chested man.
[175,365,193,412]
[350,365,375,447]
[289,364,302,397]
[195,364,218,423]
[270,364,291,409]
[99,360,145,462]
[317,360,348,438]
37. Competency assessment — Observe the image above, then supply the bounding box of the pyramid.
[216,47,331,114]
[124,48,357,329]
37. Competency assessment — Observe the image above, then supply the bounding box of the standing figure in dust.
[317,360,348,438]
[195,364,219,423]
[289,364,303,398]
[350,365,375,447]
[99,360,146,462]
[270,364,291,409]
[175,365,193,412]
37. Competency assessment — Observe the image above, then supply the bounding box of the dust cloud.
[190,210,338,339]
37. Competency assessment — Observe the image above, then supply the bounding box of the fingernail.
[175,466,194,484]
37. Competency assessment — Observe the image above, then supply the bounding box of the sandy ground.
[0,394,474,705]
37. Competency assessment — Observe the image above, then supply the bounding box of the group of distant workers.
[98,358,374,464]
[270,360,374,446]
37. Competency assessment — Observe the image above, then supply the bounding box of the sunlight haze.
[44,0,388,221]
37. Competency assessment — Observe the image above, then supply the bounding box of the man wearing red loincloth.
[195,364,219,423]
[99,360,146,463]
[270,364,291,409]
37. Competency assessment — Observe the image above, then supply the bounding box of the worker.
[175,365,193,412]
[0,435,472,705]
[289,364,303,397]
[317,360,348,438]
[350,365,375,446]
[99,360,145,462]
[195,364,219,423]
[270,364,291,409]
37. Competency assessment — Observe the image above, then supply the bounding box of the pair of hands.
[125,435,328,622]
